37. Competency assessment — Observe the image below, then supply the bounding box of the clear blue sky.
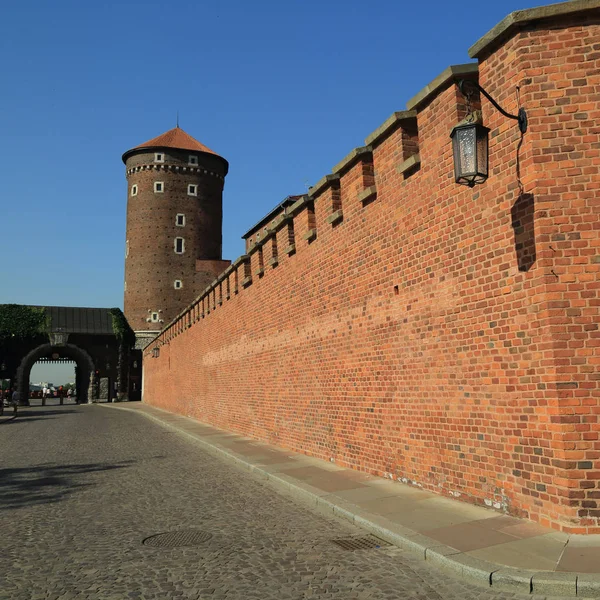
[1,0,561,382]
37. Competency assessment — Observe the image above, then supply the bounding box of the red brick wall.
[142,14,600,532]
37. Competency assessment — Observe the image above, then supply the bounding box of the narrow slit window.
[188,184,197,196]
[154,153,164,163]
[131,184,138,196]
[176,214,185,227]
[188,155,198,166]
[154,181,164,193]
[174,280,183,289]
[175,237,185,254]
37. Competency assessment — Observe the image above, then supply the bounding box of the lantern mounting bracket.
[457,79,527,134]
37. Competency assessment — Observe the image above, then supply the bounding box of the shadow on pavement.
[18,409,80,417]
[0,461,134,510]
[0,409,81,425]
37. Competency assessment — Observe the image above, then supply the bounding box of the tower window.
[174,280,183,289]
[150,312,159,323]
[188,184,197,196]
[131,184,138,196]
[125,240,129,258]
[154,153,164,163]
[154,181,164,193]
[174,237,185,254]
[176,214,185,227]
[188,155,198,166]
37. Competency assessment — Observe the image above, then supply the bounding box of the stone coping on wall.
[406,63,478,111]
[469,0,600,59]
[287,194,311,215]
[364,110,416,147]
[308,174,340,199]
[231,254,249,269]
[218,264,235,281]
[397,153,421,175]
[331,146,372,176]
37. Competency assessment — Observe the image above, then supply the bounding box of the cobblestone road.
[0,405,544,600]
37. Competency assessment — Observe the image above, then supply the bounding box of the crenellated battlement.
[143,1,600,533]
[154,61,480,342]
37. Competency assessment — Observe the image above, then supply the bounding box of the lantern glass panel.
[475,125,489,180]
[456,126,476,175]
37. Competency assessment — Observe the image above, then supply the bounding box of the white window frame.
[176,213,185,227]
[174,280,183,289]
[188,155,198,166]
[154,153,164,163]
[150,312,159,323]
[131,184,138,197]
[188,184,197,196]
[174,237,185,254]
[154,181,164,193]
[125,240,129,258]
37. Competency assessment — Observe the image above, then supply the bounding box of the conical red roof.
[134,127,218,155]
[123,127,226,168]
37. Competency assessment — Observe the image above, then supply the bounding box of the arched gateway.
[16,343,95,405]
[0,305,141,405]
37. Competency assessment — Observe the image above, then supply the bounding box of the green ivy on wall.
[0,305,48,340]
[109,308,135,347]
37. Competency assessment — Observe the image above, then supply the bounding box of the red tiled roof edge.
[122,127,227,170]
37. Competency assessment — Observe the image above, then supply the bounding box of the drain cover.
[143,529,213,548]
[331,534,391,551]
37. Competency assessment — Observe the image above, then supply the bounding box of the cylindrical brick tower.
[122,127,230,348]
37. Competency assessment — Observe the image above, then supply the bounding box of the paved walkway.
[1,402,540,600]
[105,402,600,598]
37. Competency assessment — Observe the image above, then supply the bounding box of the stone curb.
[100,404,597,598]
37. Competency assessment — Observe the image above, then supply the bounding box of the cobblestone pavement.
[0,405,547,600]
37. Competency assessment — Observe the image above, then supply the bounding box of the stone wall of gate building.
[141,1,600,532]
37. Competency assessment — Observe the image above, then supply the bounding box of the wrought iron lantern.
[152,347,160,358]
[450,113,490,188]
[451,79,527,187]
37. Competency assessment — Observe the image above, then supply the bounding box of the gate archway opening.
[30,358,77,405]
[16,343,95,406]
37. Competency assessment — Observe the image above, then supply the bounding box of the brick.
[140,10,600,534]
